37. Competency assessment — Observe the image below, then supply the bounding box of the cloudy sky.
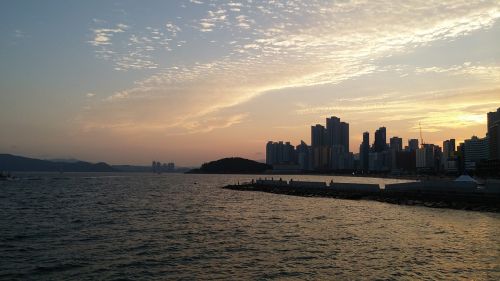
[1,0,499,165]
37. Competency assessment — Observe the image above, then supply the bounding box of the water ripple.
[1,173,499,280]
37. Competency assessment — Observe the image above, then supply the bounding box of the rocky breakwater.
[223,178,500,212]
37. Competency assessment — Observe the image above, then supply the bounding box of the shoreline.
[223,183,500,213]
[187,171,499,182]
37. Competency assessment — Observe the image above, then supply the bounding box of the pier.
[223,178,500,212]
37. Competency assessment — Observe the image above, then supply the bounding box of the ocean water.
[1,173,499,280]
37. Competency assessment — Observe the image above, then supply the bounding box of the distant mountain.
[112,165,152,173]
[0,154,115,172]
[187,157,271,174]
[112,165,192,173]
[47,158,81,163]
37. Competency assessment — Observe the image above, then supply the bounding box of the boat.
[0,172,16,181]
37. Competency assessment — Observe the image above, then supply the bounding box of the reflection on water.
[1,173,499,280]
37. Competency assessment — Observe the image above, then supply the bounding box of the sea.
[1,173,499,280]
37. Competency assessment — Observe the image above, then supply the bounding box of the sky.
[1,0,499,166]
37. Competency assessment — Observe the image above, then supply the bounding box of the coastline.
[189,170,472,182]
[223,183,500,213]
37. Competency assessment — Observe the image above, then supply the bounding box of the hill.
[0,154,115,172]
[187,157,271,174]
[112,165,152,173]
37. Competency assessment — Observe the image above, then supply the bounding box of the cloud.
[235,14,253,29]
[165,22,181,36]
[415,63,500,82]
[89,24,127,46]
[296,87,500,133]
[86,92,96,97]
[84,0,500,135]
[88,21,183,70]
[172,113,248,135]
[14,29,26,38]
[197,9,228,32]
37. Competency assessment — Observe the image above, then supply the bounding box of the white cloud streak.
[84,0,500,135]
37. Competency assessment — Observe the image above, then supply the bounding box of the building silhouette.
[311,124,326,148]
[265,141,277,165]
[416,144,436,171]
[296,141,311,170]
[443,139,456,159]
[326,116,341,147]
[394,150,416,172]
[463,136,489,171]
[341,122,349,152]
[360,131,370,171]
[373,127,387,152]
[487,108,500,160]
[152,161,175,173]
[408,139,419,151]
[264,107,498,175]
[442,139,457,173]
[266,141,296,165]
[390,136,403,151]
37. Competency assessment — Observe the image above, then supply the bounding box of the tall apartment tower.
[361,132,370,171]
[340,122,349,152]
[311,124,326,148]
[326,116,341,147]
[487,107,500,160]
[373,127,387,152]
[408,139,419,151]
[390,136,403,151]
[442,139,456,159]
[326,116,350,152]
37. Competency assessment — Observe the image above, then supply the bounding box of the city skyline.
[265,107,499,175]
[1,1,500,166]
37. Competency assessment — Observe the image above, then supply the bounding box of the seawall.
[223,181,500,213]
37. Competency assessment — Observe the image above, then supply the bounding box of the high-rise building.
[266,141,296,165]
[415,144,441,170]
[311,124,326,148]
[296,141,310,170]
[368,152,389,172]
[443,139,456,159]
[326,116,340,147]
[326,116,349,152]
[340,122,349,152]
[266,141,275,165]
[283,142,295,163]
[442,139,457,173]
[408,139,419,151]
[330,145,346,170]
[152,161,162,173]
[394,151,416,172]
[390,136,403,151]
[373,127,387,152]
[463,136,489,170]
[487,107,500,160]
[442,139,456,169]
[360,132,370,171]
[416,144,436,170]
[313,146,330,170]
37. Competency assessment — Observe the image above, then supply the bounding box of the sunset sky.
[1,0,499,166]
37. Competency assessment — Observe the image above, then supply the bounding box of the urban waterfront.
[266,107,500,177]
[1,173,499,280]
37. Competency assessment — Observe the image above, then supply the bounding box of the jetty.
[223,177,500,212]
